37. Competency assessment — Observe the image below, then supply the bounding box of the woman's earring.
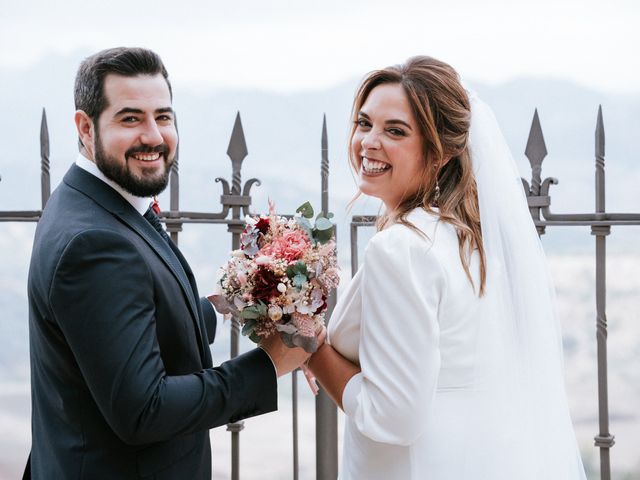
[433,166,440,205]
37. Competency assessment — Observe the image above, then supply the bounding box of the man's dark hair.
[74,47,172,120]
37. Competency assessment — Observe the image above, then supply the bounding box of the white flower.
[297,304,312,315]
[277,282,287,293]
[255,255,273,265]
[231,249,246,258]
[268,305,283,321]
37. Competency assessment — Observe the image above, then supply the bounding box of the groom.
[26,47,309,479]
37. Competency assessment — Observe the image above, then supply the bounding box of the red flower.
[315,295,327,313]
[255,217,270,235]
[252,266,281,302]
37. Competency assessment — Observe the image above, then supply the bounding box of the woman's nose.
[361,130,381,150]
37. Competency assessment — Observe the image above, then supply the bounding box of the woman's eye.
[356,119,371,128]
[388,128,405,136]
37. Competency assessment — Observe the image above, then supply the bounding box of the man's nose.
[140,119,163,146]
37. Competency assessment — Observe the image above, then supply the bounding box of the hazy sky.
[1,0,638,93]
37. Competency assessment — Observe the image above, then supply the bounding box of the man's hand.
[260,327,327,377]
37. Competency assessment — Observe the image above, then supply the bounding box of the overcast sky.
[1,0,638,93]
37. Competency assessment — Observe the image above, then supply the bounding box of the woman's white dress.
[329,205,587,479]
[329,208,486,479]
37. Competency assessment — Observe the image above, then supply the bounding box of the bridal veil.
[465,92,586,478]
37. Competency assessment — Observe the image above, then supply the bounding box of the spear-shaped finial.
[227,112,248,194]
[321,114,329,214]
[595,105,605,213]
[40,108,51,208]
[595,105,605,163]
[524,109,547,197]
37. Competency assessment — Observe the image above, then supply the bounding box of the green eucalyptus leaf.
[315,217,333,231]
[296,201,314,219]
[313,227,334,244]
[241,306,261,319]
[286,265,296,279]
[292,273,307,289]
[295,216,314,241]
[256,301,268,317]
[241,319,256,336]
[249,331,263,344]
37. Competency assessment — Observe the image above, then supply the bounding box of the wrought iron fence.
[1,103,637,480]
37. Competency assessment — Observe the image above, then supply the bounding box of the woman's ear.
[441,154,454,167]
[75,110,95,159]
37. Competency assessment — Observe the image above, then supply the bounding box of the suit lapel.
[63,165,206,358]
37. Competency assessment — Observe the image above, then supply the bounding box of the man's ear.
[75,110,95,160]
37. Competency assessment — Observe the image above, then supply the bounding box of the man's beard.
[94,128,173,197]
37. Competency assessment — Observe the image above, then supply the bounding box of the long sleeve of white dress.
[341,223,446,446]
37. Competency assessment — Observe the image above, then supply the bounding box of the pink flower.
[292,312,316,337]
[259,228,311,263]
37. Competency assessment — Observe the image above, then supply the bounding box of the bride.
[307,56,587,479]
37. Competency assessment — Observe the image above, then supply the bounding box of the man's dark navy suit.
[27,164,277,479]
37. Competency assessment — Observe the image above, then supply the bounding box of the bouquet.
[211,201,339,354]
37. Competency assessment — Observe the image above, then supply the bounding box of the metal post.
[592,106,614,480]
[167,116,182,244]
[524,109,549,235]
[316,114,339,480]
[225,112,249,480]
[292,369,299,480]
[40,108,51,209]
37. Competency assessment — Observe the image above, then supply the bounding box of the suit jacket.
[27,164,277,479]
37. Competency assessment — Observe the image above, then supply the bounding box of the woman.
[307,57,586,479]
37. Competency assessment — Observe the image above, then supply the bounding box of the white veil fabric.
[464,92,587,478]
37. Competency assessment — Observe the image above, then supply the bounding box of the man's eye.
[157,115,173,122]
[122,116,139,123]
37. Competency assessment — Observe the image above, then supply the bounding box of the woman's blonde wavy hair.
[349,56,486,295]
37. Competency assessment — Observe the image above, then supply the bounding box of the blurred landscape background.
[1,1,639,478]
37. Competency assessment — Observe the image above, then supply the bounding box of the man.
[26,47,309,479]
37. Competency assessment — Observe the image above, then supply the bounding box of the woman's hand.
[306,337,361,410]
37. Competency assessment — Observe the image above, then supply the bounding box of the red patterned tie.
[151,196,161,214]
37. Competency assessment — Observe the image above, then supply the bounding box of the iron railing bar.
[593,105,613,480]
[315,113,339,480]
[292,369,299,480]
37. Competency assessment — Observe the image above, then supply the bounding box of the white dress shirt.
[75,153,152,215]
